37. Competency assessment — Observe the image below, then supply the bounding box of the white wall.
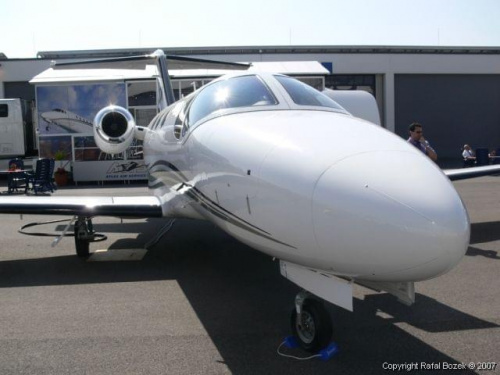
[0,59,51,82]
[0,59,51,99]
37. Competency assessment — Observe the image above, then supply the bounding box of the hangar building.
[1,45,500,165]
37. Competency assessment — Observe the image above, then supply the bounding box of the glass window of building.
[326,75,375,96]
[0,104,8,117]
[127,80,158,133]
[127,81,157,106]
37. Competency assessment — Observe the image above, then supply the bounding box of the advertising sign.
[73,160,147,181]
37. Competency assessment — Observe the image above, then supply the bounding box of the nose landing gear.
[291,291,333,352]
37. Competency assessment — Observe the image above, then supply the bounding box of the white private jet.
[1,50,499,352]
[40,108,94,133]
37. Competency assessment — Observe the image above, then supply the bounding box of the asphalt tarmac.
[0,178,498,374]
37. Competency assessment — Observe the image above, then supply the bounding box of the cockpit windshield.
[275,75,345,110]
[187,75,278,126]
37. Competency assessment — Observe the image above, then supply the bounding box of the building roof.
[35,45,500,60]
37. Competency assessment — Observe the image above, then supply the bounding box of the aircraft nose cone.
[312,151,469,282]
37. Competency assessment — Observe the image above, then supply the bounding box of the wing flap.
[0,196,162,217]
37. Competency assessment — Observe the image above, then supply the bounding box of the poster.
[35,82,146,181]
[36,83,126,135]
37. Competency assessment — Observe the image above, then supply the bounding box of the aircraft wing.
[54,51,250,71]
[0,195,162,218]
[444,165,500,181]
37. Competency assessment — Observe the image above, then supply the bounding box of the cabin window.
[275,75,344,110]
[186,75,278,126]
[0,104,8,118]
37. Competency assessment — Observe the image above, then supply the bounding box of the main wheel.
[290,299,333,352]
[74,224,90,258]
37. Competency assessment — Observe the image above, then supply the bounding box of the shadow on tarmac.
[471,221,500,244]
[468,222,500,258]
[467,246,499,259]
[0,219,491,374]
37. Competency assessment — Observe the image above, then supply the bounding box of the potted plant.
[54,150,69,186]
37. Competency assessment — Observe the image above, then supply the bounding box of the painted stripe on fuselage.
[185,187,296,249]
[147,160,296,249]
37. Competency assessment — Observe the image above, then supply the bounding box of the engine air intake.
[93,105,136,154]
[102,112,128,138]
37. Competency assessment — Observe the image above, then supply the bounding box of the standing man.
[407,122,438,161]
[462,144,476,167]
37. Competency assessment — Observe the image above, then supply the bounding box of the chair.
[475,148,490,166]
[463,158,475,168]
[7,158,27,194]
[26,159,54,194]
[48,159,57,191]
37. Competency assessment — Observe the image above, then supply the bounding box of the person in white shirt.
[462,144,476,167]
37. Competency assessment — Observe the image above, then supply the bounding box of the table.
[0,169,31,194]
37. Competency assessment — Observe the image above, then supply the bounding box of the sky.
[1,0,499,58]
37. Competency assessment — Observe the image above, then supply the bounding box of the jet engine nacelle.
[93,105,136,154]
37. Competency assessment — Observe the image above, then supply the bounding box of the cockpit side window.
[174,98,193,139]
[275,75,344,110]
[186,75,278,127]
[150,112,163,130]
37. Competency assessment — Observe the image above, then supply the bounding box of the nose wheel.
[290,292,333,352]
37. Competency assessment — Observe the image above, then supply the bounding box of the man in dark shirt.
[407,122,437,162]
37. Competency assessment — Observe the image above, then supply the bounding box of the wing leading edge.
[444,165,500,181]
[0,196,162,218]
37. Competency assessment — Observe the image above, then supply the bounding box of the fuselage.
[144,72,469,283]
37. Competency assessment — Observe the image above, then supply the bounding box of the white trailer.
[0,98,36,159]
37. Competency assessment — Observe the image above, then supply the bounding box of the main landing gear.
[74,217,95,258]
[290,291,333,352]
